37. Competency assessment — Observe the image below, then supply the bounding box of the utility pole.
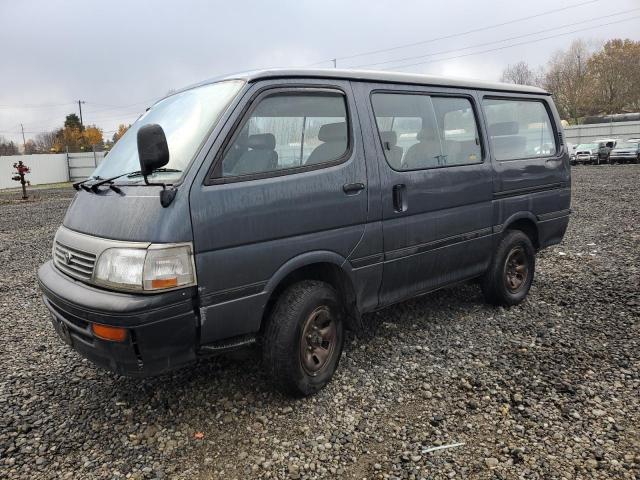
[20,123,27,154]
[331,58,337,68]
[78,100,86,129]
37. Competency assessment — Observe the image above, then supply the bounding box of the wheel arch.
[501,212,540,250]
[262,251,361,332]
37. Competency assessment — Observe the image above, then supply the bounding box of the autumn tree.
[500,61,542,86]
[83,125,104,147]
[588,39,640,114]
[112,124,130,143]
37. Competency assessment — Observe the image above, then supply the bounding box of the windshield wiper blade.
[126,168,182,178]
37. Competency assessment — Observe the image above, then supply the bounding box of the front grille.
[53,241,96,281]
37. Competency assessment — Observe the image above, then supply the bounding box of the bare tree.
[500,61,542,86]
[542,40,594,123]
[34,130,60,153]
[0,136,19,156]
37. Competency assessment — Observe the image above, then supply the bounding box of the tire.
[262,280,344,397]
[481,230,535,307]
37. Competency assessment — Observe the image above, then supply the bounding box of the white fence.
[564,120,640,144]
[0,152,106,189]
[0,154,69,190]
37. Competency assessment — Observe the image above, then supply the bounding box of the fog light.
[92,323,127,342]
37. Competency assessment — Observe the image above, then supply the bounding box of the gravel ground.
[0,166,638,480]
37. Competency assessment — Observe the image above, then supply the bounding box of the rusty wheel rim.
[504,246,528,293]
[299,306,337,377]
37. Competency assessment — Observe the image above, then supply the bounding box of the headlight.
[94,243,195,292]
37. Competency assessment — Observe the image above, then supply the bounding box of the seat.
[380,131,403,169]
[231,133,278,175]
[488,122,526,160]
[403,128,442,169]
[306,122,348,165]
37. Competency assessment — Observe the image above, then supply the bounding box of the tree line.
[501,38,640,124]
[0,115,130,156]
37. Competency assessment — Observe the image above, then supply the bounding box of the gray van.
[38,69,571,396]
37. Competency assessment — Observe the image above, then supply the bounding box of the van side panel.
[478,91,571,249]
[189,78,372,345]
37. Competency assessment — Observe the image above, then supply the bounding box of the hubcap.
[504,246,528,293]
[299,306,337,376]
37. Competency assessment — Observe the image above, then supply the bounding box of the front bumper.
[37,260,198,377]
[575,154,597,162]
[610,154,637,161]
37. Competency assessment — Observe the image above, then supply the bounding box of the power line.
[0,102,76,109]
[350,8,640,69]
[0,0,604,116]
[384,14,640,71]
[303,0,603,67]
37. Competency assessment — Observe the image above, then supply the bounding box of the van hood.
[62,185,193,243]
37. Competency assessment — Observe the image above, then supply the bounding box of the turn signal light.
[150,277,178,289]
[91,323,127,342]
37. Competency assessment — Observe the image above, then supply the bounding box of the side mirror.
[137,124,169,178]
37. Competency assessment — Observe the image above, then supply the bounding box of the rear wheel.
[262,280,344,397]
[481,230,535,306]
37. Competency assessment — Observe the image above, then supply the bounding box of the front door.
[189,79,369,344]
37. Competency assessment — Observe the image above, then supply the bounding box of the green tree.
[64,113,83,131]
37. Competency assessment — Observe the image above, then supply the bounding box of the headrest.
[247,133,276,150]
[380,131,397,147]
[416,128,437,141]
[489,122,519,136]
[318,122,347,142]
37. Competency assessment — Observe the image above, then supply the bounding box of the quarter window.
[371,93,482,170]
[220,92,349,177]
[483,98,557,161]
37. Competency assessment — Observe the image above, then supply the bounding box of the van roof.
[189,68,549,96]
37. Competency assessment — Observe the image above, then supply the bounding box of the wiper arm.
[73,175,103,191]
[80,168,182,193]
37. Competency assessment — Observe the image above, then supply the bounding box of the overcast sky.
[1,0,639,144]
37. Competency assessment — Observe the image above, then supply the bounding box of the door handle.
[392,184,407,212]
[343,182,366,195]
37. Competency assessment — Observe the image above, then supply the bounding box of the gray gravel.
[1,166,639,479]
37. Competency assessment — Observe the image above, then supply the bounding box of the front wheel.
[262,280,344,397]
[481,230,535,306]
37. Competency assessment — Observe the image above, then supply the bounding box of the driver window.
[221,92,349,177]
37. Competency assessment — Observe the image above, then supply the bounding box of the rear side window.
[483,98,557,161]
[371,93,482,170]
[220,91,349,178]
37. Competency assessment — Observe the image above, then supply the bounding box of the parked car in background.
[574,143,601,164]
[626,137,640,143]
[594,138,618,164]
[567,142,577,164]
[609,141,640,164]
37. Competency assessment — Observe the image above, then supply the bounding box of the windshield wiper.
[73,175,103,192]
[78,168,182,194]
[126,168,182,178]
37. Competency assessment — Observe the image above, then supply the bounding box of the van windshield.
[577,143,598,150]
[91,80,244,183]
